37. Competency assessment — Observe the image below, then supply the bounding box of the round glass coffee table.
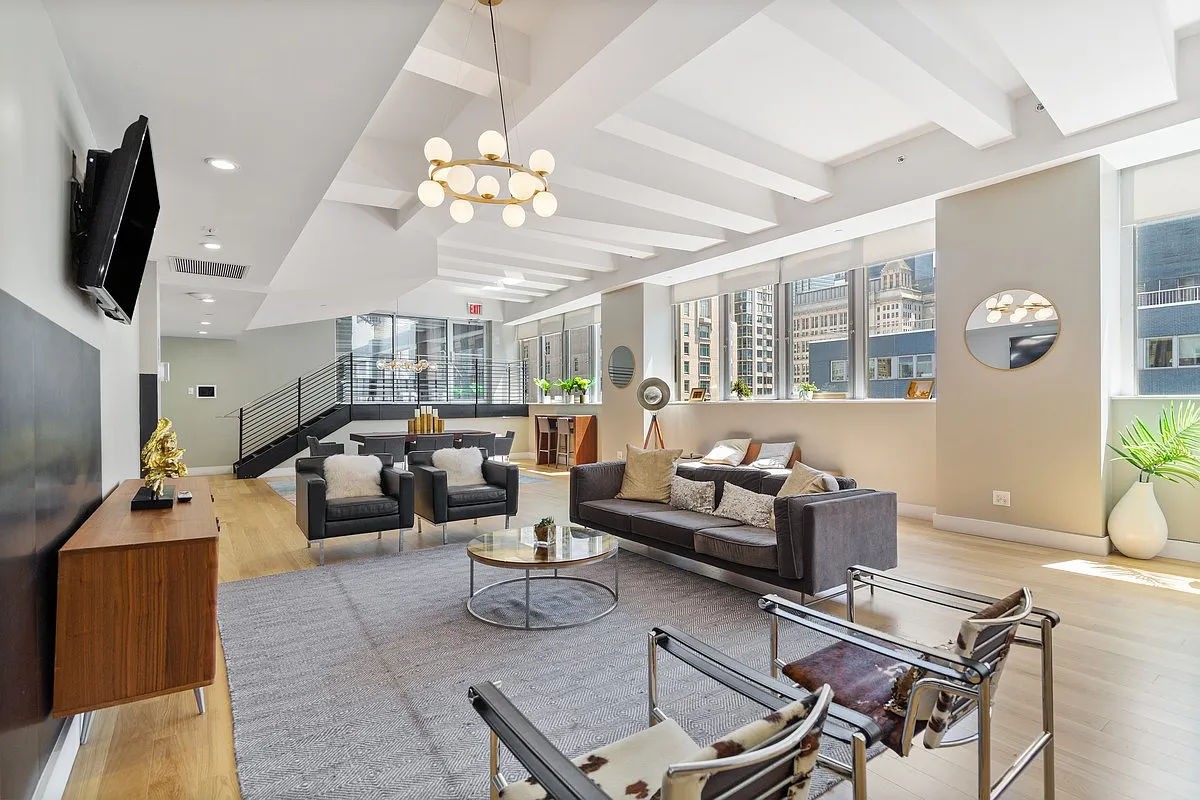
[466,525,619,630]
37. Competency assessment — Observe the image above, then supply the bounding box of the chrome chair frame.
[759,565,1060,800]
[469,625,868,800]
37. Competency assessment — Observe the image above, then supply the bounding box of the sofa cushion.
[714,482,775,530]
[433,446,485,486]
[669,475,715,514]
[325,495,399,521]
[673,463,764,504]
[446,484,507,507]
[578,498,670,533]
[617,444,683,502]
[695,525,778,570]
[700,438,751,466]
[630,508,740,549]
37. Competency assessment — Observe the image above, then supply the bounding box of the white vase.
[1107,481,1168,559]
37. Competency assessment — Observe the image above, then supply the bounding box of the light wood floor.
[62,463,1200,800]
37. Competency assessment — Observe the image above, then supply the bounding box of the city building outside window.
[1136,214,1200,393]
[790,271,849,395]
[674,297,722,400]
[865,253,936,398]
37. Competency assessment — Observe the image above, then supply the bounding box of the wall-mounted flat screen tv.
[75,115,159,324]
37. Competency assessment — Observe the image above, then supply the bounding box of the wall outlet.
[187,386,194,396]
[616,450,624,460]
[992,490,1011,507]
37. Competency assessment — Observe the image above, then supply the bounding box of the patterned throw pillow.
[699,438,751,466]
[713,482,774,529]
[669,475,715,514]
[750,441,794,469]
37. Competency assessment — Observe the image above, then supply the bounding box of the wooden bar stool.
[556,416,575,468]
[536,416,556,466]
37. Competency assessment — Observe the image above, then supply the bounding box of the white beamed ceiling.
[43,0,1200,331]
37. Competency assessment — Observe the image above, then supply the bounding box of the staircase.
[230,354,527,478]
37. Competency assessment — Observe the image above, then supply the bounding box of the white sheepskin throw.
[323,454,383,500]
[432,446,486,486]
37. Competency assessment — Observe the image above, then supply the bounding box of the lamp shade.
[449,199,474,223]
[447,165,475,194]
[532,190,558,217]
[476,174,500,199]
[502,204,526,228]
[424,137,452,163]
[417,179,445,207]
[477,130,506,160]
[508,171,538,201]
[636,377,671,411]
[529,149,555,175]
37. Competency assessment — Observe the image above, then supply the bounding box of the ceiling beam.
[763,0,1013,149]
[437,271,550,297]
[437,266,566,292]
[500,226,657,258]
[971,0,1176,136]
[551,189,730,242]
[431,279,532,303]
[438,252,590,282]
[402,1,529,96]
[599,95,832,201]
[438,233,620,271]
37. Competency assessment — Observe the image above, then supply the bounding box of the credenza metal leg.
[80,711,94,744]
[319,540,325,566]
[194,687,206,715]
[442,524,447,545]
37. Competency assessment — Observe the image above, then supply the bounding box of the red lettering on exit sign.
[467,302,483,316]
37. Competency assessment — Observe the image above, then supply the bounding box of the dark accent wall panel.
[139,372,158,450]
[0,290,102,800]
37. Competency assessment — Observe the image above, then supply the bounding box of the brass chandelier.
[376,357,435,374]
[984,292,1055,324]
[416,0,557,227]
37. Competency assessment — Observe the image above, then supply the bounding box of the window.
[675,297,722,400]
[730,285,777,397]
[542,332,563,382]
[1136,214,1200,393]
[867,253,936,398]
[915,354,935,378]
[790,271,849,395]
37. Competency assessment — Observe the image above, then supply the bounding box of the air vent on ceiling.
[171,256,249,280]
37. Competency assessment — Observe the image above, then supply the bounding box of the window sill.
[1111,394,1200,400]
[670,398,935,406]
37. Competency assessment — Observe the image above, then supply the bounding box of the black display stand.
[130,485,175,510]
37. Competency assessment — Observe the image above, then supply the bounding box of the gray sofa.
[569,461,897,597]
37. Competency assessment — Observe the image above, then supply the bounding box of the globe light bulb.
[502,204,526,228]
[532,190,558,217]
[1035,306,1055,321]
[477,130,506,160]
[985,296,999,310]
[417,179,445,207]
[508,171,538,201]
[986,309,1003,324]
[423,137,452,164]
[476,174,500,199]
[1027,292,1047,306]
[449,198,474,223]
[529,149,555,175]
[447,164,475,195]
[999,293,1015,307]
[1010,306,1028,323]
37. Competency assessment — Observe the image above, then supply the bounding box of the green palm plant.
[1108,401,1200,485]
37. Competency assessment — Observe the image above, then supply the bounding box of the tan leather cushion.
[616,444,683,502]
[778,462,835,497]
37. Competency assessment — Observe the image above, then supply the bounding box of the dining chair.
[555,416,575,468]
[493,430,515,462]
[460,432,497,459]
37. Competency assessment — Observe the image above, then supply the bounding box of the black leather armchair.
[408,449,519,543]
[296,453,414,564]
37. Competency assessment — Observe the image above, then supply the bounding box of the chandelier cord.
[488,2,511,161]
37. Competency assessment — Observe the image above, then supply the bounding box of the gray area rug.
[218,545,870,798]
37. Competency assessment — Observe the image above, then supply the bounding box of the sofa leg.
[474,518,478,525]
[319,540,325,566]
[504,515,510,528]
[442,524,447,545]
[306,540,311,549]
[418,518,423,533]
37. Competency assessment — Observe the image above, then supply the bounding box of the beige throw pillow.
[713,482,774,529]
[778,462,837,497]
[617,444,683,502]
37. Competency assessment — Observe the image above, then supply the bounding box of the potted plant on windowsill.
[557,376,592,403]
[798,381,818,401]
[1107,400,1200,559]
[731,378,751,401]
[535,377,553,402]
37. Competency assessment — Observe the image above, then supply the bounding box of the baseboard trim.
[188,465,233,476]
[258,466,294,478]
[897,503,934,521]
[1160,538,1200,563]
[510,451,534,461]
[32,715,81,800]
[932,514,1112,555]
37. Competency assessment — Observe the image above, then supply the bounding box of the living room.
[3,2,1200,800]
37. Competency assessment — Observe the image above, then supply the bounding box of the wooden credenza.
[52,477,218,725]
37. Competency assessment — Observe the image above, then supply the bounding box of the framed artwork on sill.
[688,387,708,402]
[905,379,935,399]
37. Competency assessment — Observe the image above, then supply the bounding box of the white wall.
[0,0,141,492]
[161,321,335,467]
[936,158,1117,543]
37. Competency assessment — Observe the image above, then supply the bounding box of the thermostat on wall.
[195,385,217,399]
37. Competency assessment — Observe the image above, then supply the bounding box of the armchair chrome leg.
[418,518,422,533]
[80,711,94,745]
[377,531,382,539]
[647,631,660,726]
[978,678,992,800]
[769,614,780,679]
[489,730,501,800]
[194,687,206,715]
[442,524,447,545]
[851,731,868,800]
[1042,619,1056,799]
[504,515,510,528]
[319,540,325,566]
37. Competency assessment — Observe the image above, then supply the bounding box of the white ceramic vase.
[1107,480,1168,559]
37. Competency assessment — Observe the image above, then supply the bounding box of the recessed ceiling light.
[187,292,216,303]
[197,330,208,334]
[204,157,239,171]
[200,320,211,325]
[199,226,222,250]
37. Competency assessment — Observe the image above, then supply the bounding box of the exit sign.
[467,302,483,316]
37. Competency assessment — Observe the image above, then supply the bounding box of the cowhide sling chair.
[760,565,1060,800]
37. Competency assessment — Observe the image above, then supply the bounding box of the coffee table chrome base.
[467,551,619,630]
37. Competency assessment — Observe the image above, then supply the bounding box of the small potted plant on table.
[533,516,555,547]
[798,381,818,401]
[731,378,751,400]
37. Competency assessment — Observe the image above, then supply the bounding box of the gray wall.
[162,321,335,467]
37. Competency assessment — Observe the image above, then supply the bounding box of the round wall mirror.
[608,345,635,387]
[965,289,1059,370]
